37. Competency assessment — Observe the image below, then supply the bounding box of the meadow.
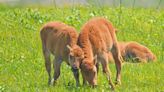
[0,5,164,92]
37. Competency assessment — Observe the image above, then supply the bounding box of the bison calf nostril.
[72,65,78,69]
[71,66,78,72]
[74,67,78,70]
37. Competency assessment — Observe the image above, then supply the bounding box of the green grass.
[0,5,164,92]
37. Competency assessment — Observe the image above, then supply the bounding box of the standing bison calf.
[108,41,156,63]
[78,17,123,90]
[40,22,84,86]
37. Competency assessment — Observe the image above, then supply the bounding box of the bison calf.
[108,41,156,63]
[78,17,123,90]
[40,22,84,86]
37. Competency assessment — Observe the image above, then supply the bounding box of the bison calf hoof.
[109,83,115,90]
[50,79,57,86]
[92,85,97,88]
[48,79,52,86]
[109,85,115,91]
[115,80,121,85]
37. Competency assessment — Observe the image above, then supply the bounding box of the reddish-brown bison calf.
[40,22,84,86]
[108,41,156,63]
[78,17,123,90]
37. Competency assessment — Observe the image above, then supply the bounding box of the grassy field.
[0,5,164,92]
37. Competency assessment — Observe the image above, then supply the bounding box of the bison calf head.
[67,45,84,70]
[80,57,97,86]
[147,51,157,62]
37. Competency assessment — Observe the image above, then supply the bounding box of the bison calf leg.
[96,63,99,75]
[43,48,51,85]
[53,57,62,85]
[71,68,80,87]
[112,51,122,85]
[95,56,99,75]
[100,52,115,90]
[45,61,51,85]
[81,71,87,85]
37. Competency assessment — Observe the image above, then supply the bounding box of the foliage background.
[0,0,164,92]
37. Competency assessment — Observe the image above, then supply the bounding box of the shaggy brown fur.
[108,41,156,63]
[78,17,123,90]
[40,21,84,86]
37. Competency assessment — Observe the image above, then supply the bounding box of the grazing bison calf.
[78,17,123,90]
[40,22,84,86]
[108,41,156,63]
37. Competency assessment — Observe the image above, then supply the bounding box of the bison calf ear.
[67,45,73,51]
